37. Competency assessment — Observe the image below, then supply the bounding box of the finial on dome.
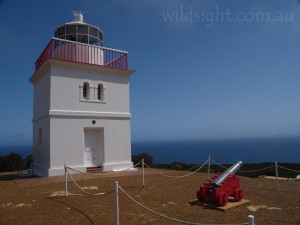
[72,10,83,23]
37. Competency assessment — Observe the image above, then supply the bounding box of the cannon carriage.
[197,161,244,206]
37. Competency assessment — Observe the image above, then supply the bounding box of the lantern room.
[55,11,104,47]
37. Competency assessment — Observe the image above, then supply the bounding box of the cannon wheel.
[217,192,228,206]
[234,188,243,202]
[197,189,205,201]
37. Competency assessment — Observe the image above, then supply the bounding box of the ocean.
[132,137,300,164]
[1,137,300,164]
[0,145,32,158]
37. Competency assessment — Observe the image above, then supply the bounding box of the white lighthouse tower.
[29,12,135,177]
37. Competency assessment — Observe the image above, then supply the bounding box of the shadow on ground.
[46,197,96,225]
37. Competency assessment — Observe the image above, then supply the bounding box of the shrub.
[0,153,25,172]
[132,152,153,167]
[25,154,33,167]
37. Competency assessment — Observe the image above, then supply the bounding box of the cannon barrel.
[208,161,242,194]
[213,161,242,185]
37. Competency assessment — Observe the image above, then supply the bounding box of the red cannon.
[197,161,244,206]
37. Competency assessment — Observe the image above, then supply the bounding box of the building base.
[102,162,134,171]
[33,161,135,177]
[33,163,86,177]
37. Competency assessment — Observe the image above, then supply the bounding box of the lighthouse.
[29,12,135,177]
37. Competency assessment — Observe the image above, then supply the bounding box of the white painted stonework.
[30,60,135,176]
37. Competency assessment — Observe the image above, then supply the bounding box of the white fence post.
[248,215,254,225]
[64,163,68,198]
[275,161,279,190]
[142,158,145,187]
[207,156,211,180]
[115,181,119,225]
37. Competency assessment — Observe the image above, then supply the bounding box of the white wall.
[33,70,51,119]
[49,116,132,170]
[32,70,52,176]
[104,118,132,163]
[32,117,50,177]
[50,67,130,113]
[31,60,134,176]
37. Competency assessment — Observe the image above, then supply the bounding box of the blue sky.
[1,0,300,147]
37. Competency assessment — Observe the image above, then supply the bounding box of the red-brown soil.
[0,169,299,225]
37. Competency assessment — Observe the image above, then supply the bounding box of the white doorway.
[84,128,104,167]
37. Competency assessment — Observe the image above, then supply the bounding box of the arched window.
[97,83,104,101]
[83,82,90,100]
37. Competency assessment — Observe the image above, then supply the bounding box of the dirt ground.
[0,169,299,225]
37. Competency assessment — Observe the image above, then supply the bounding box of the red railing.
[35,38,128,71]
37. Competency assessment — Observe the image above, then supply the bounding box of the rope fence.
[66,167,114,196]
[64,167,255,225]
[64,161,142,197]
[277,165,300,173]
[208,157,300,190]
[144,159,209,179]
[64,155,299,198]
[118,183,251,225]
[210,158,276,173]
[142,156,299,192]
[61,156,300,225]
[66,161,141,176]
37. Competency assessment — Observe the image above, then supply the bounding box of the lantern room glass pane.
[99,31,103,40]
[89,37,98,45]
[77,34,88,44]
[66,25,76,34]
[89,27,98,37]
[66,34,76,42]
[57,26,65,37]
[78,25,88,34]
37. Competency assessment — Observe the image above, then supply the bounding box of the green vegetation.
[132,152,153,166]
[0,153,33,172]
[132,153,300,178]
[1,152,299,178]
[155,162,300,178]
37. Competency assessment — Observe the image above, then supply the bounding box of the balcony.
[35,38,128,72]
